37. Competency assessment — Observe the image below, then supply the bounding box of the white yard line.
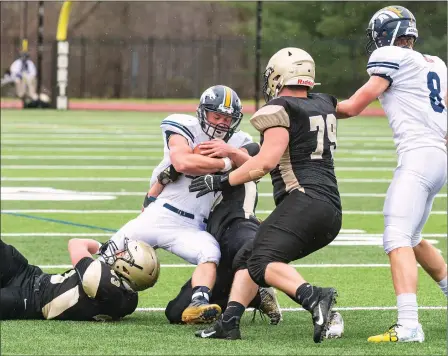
[0,147,163,152]
[135,306,445,312]
[36,264,393,269]
[1,155,397,163]
[1,177,399,183]
[1,140,163,146]
[1,165,396,171]
[1,229,367,237]
[2,209,446,215]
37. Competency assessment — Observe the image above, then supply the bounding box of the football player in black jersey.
[0,237,159,321]
[190,47,342,343]
[143,142,283,326]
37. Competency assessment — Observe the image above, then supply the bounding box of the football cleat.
[195,315,241,340]
[367,323,425,343]
[181,296,222,324]
[310,287,338,343]
[325,311,344,339]
[258,287,283,325]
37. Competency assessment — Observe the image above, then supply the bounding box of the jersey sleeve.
[250,98,291,133]
[160,114,198,148]
[75,257,136,303]
[366,47,405,85]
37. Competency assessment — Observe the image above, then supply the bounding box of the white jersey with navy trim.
[367,46,447,154]
[150,114,253,223]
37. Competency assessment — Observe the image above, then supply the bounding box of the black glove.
[189,173,231,198]
[157,164,181,186]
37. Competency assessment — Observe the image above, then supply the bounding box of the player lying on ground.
[101,85,255,324]
[0,238,159,321]
[336,5,447,343]
[190,48,343,343]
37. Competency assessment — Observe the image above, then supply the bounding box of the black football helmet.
[196,85,243,142]
[366,5,418,54]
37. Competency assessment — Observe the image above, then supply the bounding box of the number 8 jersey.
[367,46,447,155]
[250,93,341,212]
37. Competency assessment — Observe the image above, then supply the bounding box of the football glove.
[157,164,181,186]
[189,173,231,198]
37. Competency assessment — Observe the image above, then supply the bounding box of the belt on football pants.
[146,196,208,224]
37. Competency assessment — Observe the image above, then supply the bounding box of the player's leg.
[411,154,447,297]
[368,149,445,343]
[248,191,341,343]
[165,279,194,324]
[167,229,222,324]
[197,191,341,342]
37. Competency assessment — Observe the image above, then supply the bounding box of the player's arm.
[169,134,230,175]
[197,139,253,167]
[336,76,390,119]
[227,128,288,186]
[68,238,102,266]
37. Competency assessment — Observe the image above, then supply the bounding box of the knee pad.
[383,225,412,254]
[247,255,269,288]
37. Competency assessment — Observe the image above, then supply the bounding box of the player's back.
[251,94,341,211]
[367,46,447,154]
[38,258,137,321]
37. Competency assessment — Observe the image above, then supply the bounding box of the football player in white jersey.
[336,5,447,343]
[102,85,253,324]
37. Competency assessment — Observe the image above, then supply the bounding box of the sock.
[295,283,320,311]
[397,293,418,328]
[223,301,245,324]
[437,275,448,297]
[191,286,211,302]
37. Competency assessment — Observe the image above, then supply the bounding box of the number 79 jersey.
[250,94,341,212]
[367,46,447,155]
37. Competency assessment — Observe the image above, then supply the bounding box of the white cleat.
[326,311,344,339]
[367,323,425,343]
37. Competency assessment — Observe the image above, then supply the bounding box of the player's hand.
[189,173,231,198]
[196,139,235,158]
[157,164,181,186]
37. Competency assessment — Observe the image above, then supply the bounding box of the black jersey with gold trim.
[37,257,138,321]
[250,93,341,211]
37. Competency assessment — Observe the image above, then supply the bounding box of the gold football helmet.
[262,47,316,102]
[101,238,160,292]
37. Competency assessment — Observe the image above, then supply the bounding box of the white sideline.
[1,165,396,171]
[4,209,446,215]
[134,306,446,312]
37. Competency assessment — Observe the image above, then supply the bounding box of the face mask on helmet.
[100,238,160,291]
[197,86,243,142]
[365,6,418,54]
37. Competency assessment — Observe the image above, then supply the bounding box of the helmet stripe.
[224,87,232,108]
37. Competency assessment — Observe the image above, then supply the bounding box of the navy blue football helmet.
[196,85,243,141]
[366,6,418,54]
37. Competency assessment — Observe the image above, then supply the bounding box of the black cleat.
[310,288,338,343]
[195,315,241,340]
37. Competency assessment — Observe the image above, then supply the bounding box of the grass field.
[1,109,446,356]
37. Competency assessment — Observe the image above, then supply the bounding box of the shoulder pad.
[368,46,404,69]
[250,100,290,133]
[81,259,103,298]
[160,114,199,144]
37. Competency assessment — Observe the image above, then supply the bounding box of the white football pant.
[383,147,447,254]
[108,198,220,265]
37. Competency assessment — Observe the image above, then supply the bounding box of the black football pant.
[0,240,43,319]
[165,218,259,323]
